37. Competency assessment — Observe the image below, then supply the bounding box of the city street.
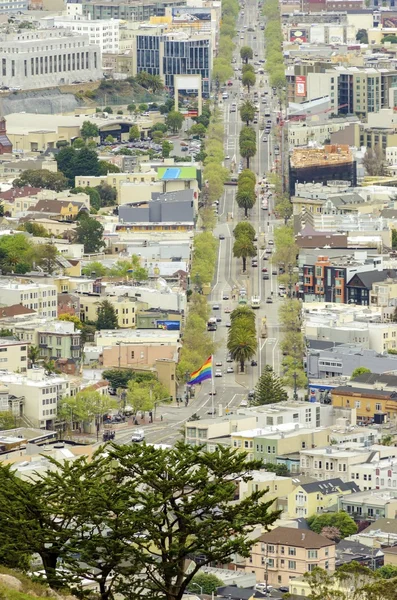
[114,0,287,446]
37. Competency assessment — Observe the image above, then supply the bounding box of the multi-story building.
[289,146,357,196]
[340,489,397,522]
[50,16,120,55]
[300,444,397,482]
[287,478,359,519]
[0,279,58,319]
[252,426,330,465]
[0,339,29,374]
[80,0,186,21]
[79,295,136,328]
[306,345,397,380]
[0,0,27,12]
[242,527,336,586]
[331,384,397,423]
[0,30,102,90]
[124,26,212,96]
[0,368,70,429]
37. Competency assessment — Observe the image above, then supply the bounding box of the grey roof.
[352,373,397,387]
[327,192,365,207]
[347,270,397,289]
[307,339,344,350]
[381,209,397,219]
[300,478,359,495]
[151,189,194,203]
[332,385,397,399]
[361,518,397,535]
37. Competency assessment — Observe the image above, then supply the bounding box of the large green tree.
[242,70,256,92]
[240,100,256,126]
[166,111,184,133]
[75,214,106,253]
[307,511,358,540]
[13,169,68,192]
[81,120,99,140]
[227,321,257,373]
[240,46,253,63]
[252,365,288,405]
[233,235,256,272]
[96,299,118,330]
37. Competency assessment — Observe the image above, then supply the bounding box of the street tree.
[234,221,256,241]
[162,140,173,158]
[75,215,106,254]
[252,365,287,405]
[129,125,140,141]
[240,46,253,63]
[240,140,257,169]
[242,70,256,92]
[236,188,256,216]
[240,100,256,126]
[227,325,257,372]
[81,120,99,140]
[233,235,256,272]
[13,169,69,192]
[96,300,118,330]
[166,111,184,133]
[95,182,118,206]
[126,380,154,415]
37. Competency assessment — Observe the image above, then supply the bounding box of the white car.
[215,361,223,367]
[240,400,248,407]
[215,369,223,377]
[227,366,234,373]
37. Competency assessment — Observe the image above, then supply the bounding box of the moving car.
[227,366,234,373]
[266,296,273,303]
[131,429,145,442]
[215,369,223,377]
[213,304,220,310]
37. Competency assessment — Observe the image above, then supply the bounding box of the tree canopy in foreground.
[0,443,280,600]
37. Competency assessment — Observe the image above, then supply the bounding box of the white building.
[0,368,70,429]
[49,16,120,55]
[0,30,102,90]
[0,0,27,13]
[351,456,397,492]
[0,279,58,319]
[300,444,397,483]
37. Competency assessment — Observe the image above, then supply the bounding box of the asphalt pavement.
[113,0,287,446]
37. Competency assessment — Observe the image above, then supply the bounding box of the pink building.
[101,342,178,370]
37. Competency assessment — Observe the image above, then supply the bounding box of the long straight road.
[116,0,287,446]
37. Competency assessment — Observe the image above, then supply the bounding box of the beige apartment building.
[101,341,177,369]
[242,527,335,586]
[79,295,136,328]
[0,339,29,373]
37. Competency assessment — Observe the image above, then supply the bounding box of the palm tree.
[233,236,256,272]
[227,326,257,373]
[28,345,41,366]
[230,306,256,329]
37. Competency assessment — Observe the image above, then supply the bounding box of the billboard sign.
[156,320,181,330]
[289,28,308,43]
[382,13,397,27]
[172,7,211,21]
[295,75,307,97]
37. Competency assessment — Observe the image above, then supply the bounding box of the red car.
[262,268,268,272]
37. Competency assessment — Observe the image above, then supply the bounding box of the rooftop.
[342,489,397,506]
[290,145,353,169]
[259,526,335,549]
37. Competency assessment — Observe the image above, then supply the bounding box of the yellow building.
[239,471,301,512]
[383,546,397,567]
[287,478,360,519]
[79,295,136,328]
[331,385,397,423]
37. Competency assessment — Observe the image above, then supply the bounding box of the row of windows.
[0,40,87,53]
[42,398,57,405]
[42,408,56,416]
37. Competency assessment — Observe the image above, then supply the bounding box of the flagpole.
[211,354,214,418]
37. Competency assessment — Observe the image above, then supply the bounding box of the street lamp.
[189,582,203,597]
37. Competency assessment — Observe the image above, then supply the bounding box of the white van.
[222,92,229,99]
[131,429,145,442]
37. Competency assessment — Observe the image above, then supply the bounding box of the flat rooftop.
[291,145,353,169]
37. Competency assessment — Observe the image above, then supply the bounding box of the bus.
[261,317,267,339]
[251,296,260,309]
[207,317,217,331]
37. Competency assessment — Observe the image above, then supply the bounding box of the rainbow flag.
[188,356,213,386]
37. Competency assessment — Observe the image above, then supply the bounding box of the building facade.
[242,527,336,587]
[0,339,29,373]
[52,16,120,55]
[81,0,186,21]
[0,30,102,90]
[0,280,58,319]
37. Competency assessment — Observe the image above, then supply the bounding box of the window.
[288,547,296,556]
[308,550,318,559]
[131,351,135,359]
[267,545,275,553]
[288,561,296,570]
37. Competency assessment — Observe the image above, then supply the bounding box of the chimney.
[302,533,305,541]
